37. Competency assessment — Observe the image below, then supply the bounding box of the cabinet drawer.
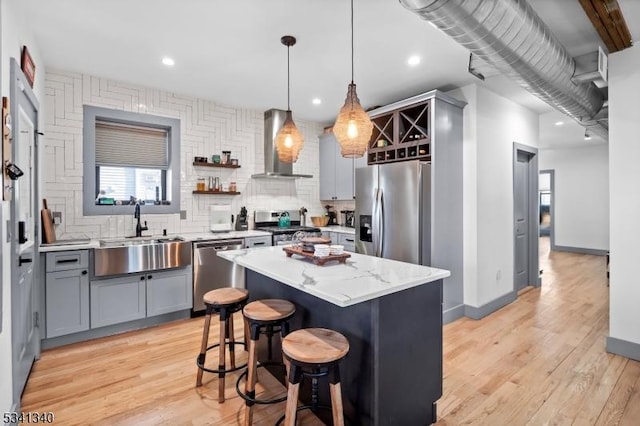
[338,233,356,245]
[244,236,272,248]
[46,250,89,272]
[338,233,356,252]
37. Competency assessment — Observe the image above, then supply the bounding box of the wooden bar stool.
[238,299,296,426]
[196,288,249,403]
[278,328,349,426]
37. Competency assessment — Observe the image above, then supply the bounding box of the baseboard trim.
[42,310,190,350]
[443,303,465,324]
[552,245,608,256]
[606,336,640,361]
[464,290,517,320]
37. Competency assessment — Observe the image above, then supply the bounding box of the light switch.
[52,211,62,224]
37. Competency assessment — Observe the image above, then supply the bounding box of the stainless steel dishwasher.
[193,239,245,313]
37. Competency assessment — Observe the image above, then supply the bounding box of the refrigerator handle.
[373,187,384,257]
[378,188,384,257]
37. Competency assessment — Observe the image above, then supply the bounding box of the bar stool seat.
[239,299,296,425]
[196,287,249,403]
[279,328,349,426]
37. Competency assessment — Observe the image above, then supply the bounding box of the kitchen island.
[218,246,450,425]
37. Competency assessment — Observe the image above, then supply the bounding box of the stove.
[254,210,322,245]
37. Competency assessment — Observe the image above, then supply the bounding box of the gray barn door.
[513,143,539,292]
[10,58,40,406]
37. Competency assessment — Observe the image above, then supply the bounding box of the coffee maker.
[325,205,338,226]
[235,206,249,231]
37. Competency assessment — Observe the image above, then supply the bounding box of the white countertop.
[39,230,272,252]
[218,246,450,307]
[319,226,355,235]
[179,230,271,241]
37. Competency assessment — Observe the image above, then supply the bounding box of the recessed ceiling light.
[312,98,322,105]
[554,121,564,126]
[162,57,175,67]
[584,135,592,140]
[408,56,421,66]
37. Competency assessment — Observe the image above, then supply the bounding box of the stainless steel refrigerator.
[355,160,431,265]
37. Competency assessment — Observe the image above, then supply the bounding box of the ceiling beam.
[577,0,633,52]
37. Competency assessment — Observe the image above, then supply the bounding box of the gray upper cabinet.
[319,133,367,201]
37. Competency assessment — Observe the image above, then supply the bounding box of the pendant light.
[275,35,304,163]
[333,0,373,158]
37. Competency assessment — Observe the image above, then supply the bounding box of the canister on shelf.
[221,151,231,164]
[229,181,237,192]
[196,178,206,191]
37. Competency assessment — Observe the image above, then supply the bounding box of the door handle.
[19,256,33,266]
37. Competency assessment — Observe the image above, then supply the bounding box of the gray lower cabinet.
[90,267,192,328]
[146,269,192,316]
[338,233,356,252]
[90,275,146,328]
[45,251,90,338]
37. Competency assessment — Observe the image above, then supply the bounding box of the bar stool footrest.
[196,341,247,374]
[236,361,288,405]
[275,405,334,425]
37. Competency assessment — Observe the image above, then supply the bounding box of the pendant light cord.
[351,0,354,84]
[287,44,291,110]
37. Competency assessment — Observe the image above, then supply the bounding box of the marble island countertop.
[218,246,450,307]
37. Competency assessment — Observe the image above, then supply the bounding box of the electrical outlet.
[52,211,62,225]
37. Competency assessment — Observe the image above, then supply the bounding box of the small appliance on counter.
[325,205,338,226]
[235,206,249,231]
[210,204,232,232]
[341,210,355,228]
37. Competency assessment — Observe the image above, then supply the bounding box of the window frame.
[83,105,180,216]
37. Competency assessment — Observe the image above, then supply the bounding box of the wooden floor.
[22,237,640,425]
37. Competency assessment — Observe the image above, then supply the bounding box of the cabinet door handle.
[140,276,145,281]
[82,270,88,275]
[19,257,32,266]
[56,258,78,264]
[148,275,152,280]
[345,238,354,242]
[253,242,265,246]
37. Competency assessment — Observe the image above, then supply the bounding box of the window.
[83,105,180,215]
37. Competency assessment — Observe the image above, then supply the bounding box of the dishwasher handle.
[194,239,244,250]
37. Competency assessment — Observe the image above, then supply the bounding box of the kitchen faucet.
[134,202,148,237]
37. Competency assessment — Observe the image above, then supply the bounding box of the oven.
[254,210,321,246]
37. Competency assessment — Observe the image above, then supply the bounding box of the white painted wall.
[1,0,46,412]
[451,84,539,308]
[43,70,324,239]
[539,145,609,251]
[609,43,640,348]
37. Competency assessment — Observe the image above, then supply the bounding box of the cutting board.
[41,199,56,244]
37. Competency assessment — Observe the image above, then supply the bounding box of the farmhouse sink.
[94,236,191,277]
[98,236,185,248]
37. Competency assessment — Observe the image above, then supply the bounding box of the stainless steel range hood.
[251,109,313,179]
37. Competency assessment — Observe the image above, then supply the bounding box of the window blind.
[95,120,169,168]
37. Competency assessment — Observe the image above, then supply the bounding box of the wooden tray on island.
[283,246,351,266]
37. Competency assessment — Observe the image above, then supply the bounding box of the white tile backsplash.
[43,69,324,239]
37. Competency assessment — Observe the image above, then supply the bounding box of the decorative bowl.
[310,216,329,227]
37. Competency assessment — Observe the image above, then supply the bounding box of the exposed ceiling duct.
[399,0,609,140]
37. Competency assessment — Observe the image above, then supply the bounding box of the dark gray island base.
[246,269,443,425]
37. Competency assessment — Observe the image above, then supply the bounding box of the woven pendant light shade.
[275,110,304,163]
[333,83,373,158]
